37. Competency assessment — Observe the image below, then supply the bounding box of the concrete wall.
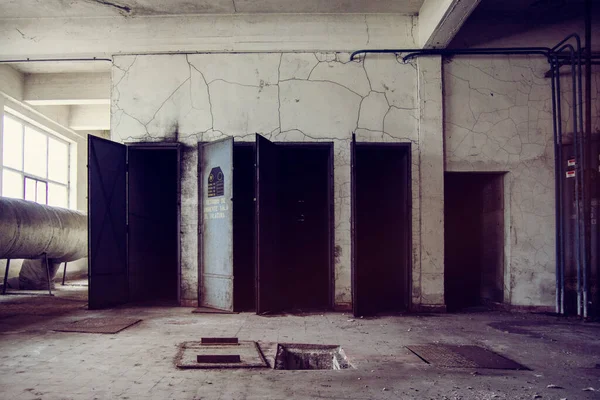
[443,54,600,307]
[444,55,555,306]
[444,9,600,307]
[111,52,445,309]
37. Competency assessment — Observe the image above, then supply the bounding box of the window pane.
[24,127,47,178]
[48,183,68,208]
[48,138,69,184]
[3,116,23,170]
[36,180,47,204]
[2,170,23,199]
[24,177,36,202]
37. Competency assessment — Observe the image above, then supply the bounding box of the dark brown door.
[255,134,281,314]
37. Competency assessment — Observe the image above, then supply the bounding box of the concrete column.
[417,56,445,310]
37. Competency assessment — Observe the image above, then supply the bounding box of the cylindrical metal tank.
[0,197,87,262]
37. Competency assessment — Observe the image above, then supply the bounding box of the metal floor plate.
[407,345,528,370]
[52,317,142,334]
[175,341,268,369]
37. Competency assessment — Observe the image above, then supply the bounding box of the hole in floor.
[274,344,351,370]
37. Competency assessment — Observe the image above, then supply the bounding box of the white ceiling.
[0,0,425,18]
[6,61,112,74]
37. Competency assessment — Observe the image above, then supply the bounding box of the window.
[1,114,71,208]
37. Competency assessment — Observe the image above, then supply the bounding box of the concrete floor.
[0,284,599,399]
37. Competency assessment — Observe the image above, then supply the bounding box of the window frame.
[1,112,71,208]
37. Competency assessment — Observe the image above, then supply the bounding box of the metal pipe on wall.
[583,0,593,319]
[557,44,584,316]
[551,56,565,314]
[350,47,554,63]
[555,54,573,315]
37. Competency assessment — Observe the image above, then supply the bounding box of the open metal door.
[88,136,128,309]
[255,134,281,314]
[199,137,234,311]
[351,133,360,317]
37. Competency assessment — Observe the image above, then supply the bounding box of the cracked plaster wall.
[444,55,557,306]
[555,65,600,139]
[111,52,443,309]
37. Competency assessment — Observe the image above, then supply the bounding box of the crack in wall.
[85,0,131,14]
[111,51,423,305]
[15,28,39,42]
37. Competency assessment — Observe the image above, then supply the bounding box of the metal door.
[199,138,234,311]
[351,133,361,316]
[255,134,281,314]
[88,136,128,309]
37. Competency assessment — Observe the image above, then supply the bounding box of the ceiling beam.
[418,0,481,49]
[23,72,110,105]
[0,14,415,59]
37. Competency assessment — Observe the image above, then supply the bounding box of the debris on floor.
[547,384,564,389]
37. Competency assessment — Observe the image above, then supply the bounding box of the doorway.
[254,139,333,313]
[444,172,505,311]
[199,136,334,314]
[88,137,181,309]
[277,144,332,311]
[128,145,180,304]
[352,141,411,317]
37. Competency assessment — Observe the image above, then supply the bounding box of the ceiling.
[450,0,596,48]
[471,0,587,16]
[7,61,112,74]
[0,0,425,18]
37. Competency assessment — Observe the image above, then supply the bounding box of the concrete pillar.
[417,56,446,310]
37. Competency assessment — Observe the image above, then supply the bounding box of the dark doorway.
[233,144,256,311]
[128,146,180,304]
[352,142,411,317]
[278,145,331,310]
[444,172,504,311]
[254,136,333,314]
[199,137,333,313]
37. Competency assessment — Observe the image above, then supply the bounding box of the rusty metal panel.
[200,137,234,311]
[407,345,528,370]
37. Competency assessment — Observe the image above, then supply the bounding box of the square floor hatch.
[406,344,528,370]
[175,341,267,369]
[274,344,351,370]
